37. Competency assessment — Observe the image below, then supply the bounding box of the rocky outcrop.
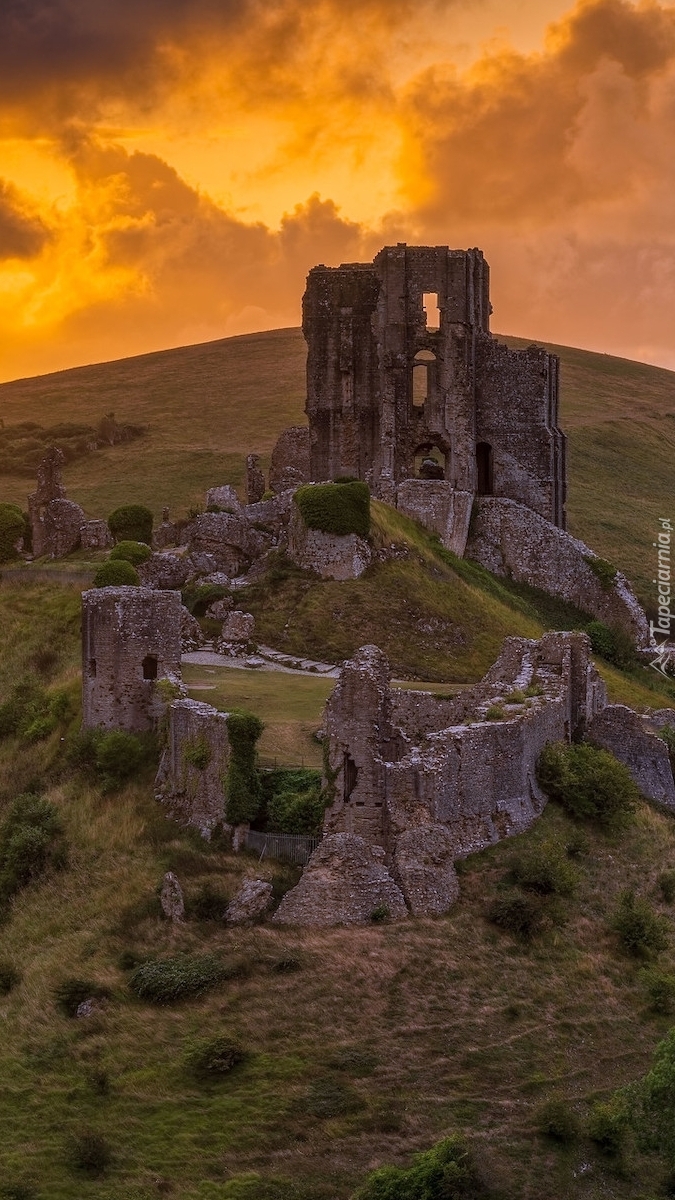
[273,833,408,926]
[466,497,649,646]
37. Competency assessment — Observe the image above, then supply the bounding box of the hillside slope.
[0,329,673,610]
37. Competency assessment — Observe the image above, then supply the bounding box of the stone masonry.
[28,447,86,559]
[286,500,372,580]
[155,698,231,837]
[82,587,182,732]
[302,245,565,523]
[276,632,607,925]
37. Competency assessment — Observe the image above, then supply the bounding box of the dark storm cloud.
[0,179,50,259]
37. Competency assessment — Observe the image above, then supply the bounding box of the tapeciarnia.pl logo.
[650,517,674,677]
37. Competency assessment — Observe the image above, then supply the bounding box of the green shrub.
[586,620,635,669]
[587,1101,626,1156]
[108,503,153,545]
[66,1128,113,1176]
[0,795,66,903]
[352,1134,489,1200]
[129,953,230,1004]
[266,770,324,835]
[584,555,618,590]
[536,742,638,829]
[184,1035,245,1079]
[632,1027,675,1160]
[485,705,505,721]
[95,730,144,789]
[225,710,264,825]
[54,977,110,1018]
[536,1097,580,1142]
[294,480,370,537]
[109,539,152,566]
[487,891,543,939]
[183,736,212,770]
[611,890,668,958]
[0,960,21,995]
[371,903,390,923]
[659,870,675,904]
[509,839,577,897]
[642,968,675,1014]
[0,679,73,743]
[93,559,140,587]
[0,503,25,563]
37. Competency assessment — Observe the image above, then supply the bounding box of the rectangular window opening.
[423,293,440,330]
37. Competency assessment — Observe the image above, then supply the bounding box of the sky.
[1,0,675,381]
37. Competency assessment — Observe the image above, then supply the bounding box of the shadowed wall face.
[303,244,566,527]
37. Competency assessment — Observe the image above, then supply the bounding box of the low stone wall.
[286,504,371,580]
[395,481,473,556]
[466,497,649,646]
[155,698,231,837]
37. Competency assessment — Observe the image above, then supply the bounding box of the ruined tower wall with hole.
[303,243,566,527]
[82,586,182,732]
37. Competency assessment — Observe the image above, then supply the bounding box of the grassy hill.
[0,328,673,610]
[1,582,675,1198]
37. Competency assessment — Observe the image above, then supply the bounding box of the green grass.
[0,328,672,611]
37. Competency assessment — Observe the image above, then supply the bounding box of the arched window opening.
[344,752,359,801]
[412,350,435,412]
[423,293,440,330]
[414,442,447,480]
[476,442,494,495]
[142,654,158,681]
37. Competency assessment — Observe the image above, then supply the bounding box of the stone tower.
[303,244,566,529]
[82,587,182,732]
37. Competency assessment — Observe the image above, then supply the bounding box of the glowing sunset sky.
[2,0,675,381]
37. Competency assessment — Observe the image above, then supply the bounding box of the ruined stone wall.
[269,426,311,494]
[82,587,182,732]
[474,336,566,528]
[395,481,473,556]
[466,497,650,646]
[278,632,607,924]
[301,243,565,528]
[286,503,371,580]
[155,698,230,836]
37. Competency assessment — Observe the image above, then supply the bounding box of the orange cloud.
[1,0,675,378]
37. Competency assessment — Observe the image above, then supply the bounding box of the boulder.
[139,551,190,590]
[180,606,205,650]
[206,596,234,620]
[225,878,273,925]
[273,833,408,926]
[206,485,241,512]
[220,611,255,644]
[392,825,460,916]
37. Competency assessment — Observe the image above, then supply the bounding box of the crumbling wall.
[28,447,85,558]
[588,704,675,810]
[466,497,649,646]
[279,632,607,924]
[81,586,182,732]
[155,699,230,836]
[269,426,310,494]
[286,503,371,580]
[395,481,473,555]
[185,511,269,577]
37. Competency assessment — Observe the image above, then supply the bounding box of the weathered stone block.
[160,871,185,921]
[269,426,310,494]
[273,833,408,926]
[80,520,114,551]
[220,611,255,644]
[138,551,190,591]
[392,825,460,916]
[206,485,241,511]
[225,878,273,925]
[287,505,371,580]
